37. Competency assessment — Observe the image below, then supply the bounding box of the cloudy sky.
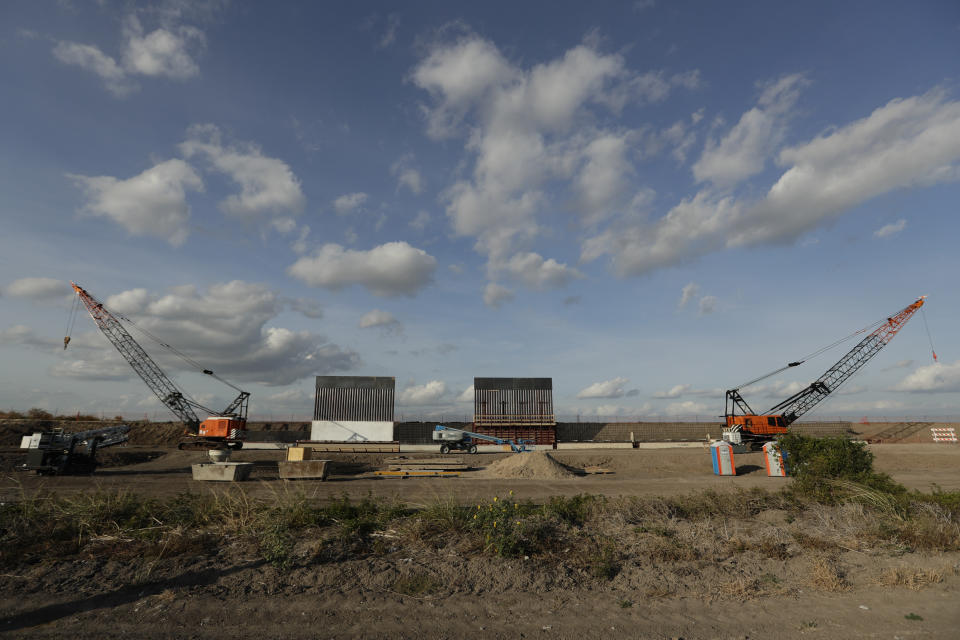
[2,0,959,422]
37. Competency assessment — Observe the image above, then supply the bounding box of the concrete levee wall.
[387,420,856,444]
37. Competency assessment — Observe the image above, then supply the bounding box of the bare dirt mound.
[478,451,577,479]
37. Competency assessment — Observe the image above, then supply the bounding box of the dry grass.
[875,567,943,590]
[808,555,851,592]
[715,577,763,599]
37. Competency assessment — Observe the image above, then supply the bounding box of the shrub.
[777,433,906,502]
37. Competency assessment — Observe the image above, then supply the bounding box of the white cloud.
[874,218,907,238]
[587,87,960,276]
[288,241,437,297]
[0,325,63,350]
[180,124,305,218]
[883,359,914,371]
[483,283,514,308]
[693,74,808,187]
[653,384,689,399]
[96,281,359,386]
[52,13,205,96]
[457,384,474,402]
[121,15,204,79]
[378,14,400,49]
[391,155,424,194]
[69,159,203,246]
[412,33,699,286]
[333,192,369,214]
[698,295,717,315]
[285,297,324,319]
[893,361,960,393]
[5,281,358,386]
[409,210,431,231]
[50,357,132,381]
[359,309,403,335]
[577,377,629,399]
[5,278,71,300]
[653,384,721,399]
[500,252,583,290]
[52,41,135,96]
[398,380,447,405]
[678,282,699,308]
[664,400,710,415]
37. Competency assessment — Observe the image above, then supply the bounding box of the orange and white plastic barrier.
[710,441,736,475]
[762,442,788,477]
[931,428,957,443]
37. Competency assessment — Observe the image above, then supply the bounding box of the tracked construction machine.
[723,297,927,447]
[68,282,248,450]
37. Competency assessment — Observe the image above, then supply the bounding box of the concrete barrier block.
[191,462,254,482]
[278,460,330,480]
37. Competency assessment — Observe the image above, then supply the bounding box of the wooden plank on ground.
[387,464,470,471]
[374,470,461,478]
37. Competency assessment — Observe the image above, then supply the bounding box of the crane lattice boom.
[725,297,925,442]
[71,283,202,431]
[69,282,248,446]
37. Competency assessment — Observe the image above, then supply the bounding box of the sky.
[1,0,959,423]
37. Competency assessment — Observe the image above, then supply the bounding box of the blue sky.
[1,0,959,422]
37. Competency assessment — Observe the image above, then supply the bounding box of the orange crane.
[724,297,926,445]
[68,282,248,449]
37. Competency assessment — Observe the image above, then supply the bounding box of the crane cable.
[921,306,938,362]
[734,315,888,390]
[63,294,80,349]
[109,310,246,393]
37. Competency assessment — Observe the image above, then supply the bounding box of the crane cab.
[725,414,788,437]
[199,416,246,441]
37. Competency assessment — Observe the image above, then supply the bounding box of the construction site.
[2,288,959,639]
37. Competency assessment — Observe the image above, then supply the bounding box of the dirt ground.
[2,444,959,638]
[2,443,958,505]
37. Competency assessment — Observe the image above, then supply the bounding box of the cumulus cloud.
[285,297,324,319]
[693,74,808,187]
[483,283,514,308]
[577,377,629,399]
[665,400,710,415]
[874,218,907,238]
[391,155,424,194]
[180,124,305,218]
[500,252,583,290]
[457,384,474,402]
[398,380,447,405]
[678,282,699,308]
[412,32,699,285]
[333,192,369,214]
[586,87,960,276]
[84,281,359,386]
[653,384,721,399]
[0,325,63,350]
[288,241,437,296]
[654,384,690,399]
[893,361,960,393]
[52,13,205,96]
[121,15,204,78]
[69,159,203,246]
[883,359,914,371]
[53,41,135,96]
[5,278,71,300]
[359,309,403,335]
